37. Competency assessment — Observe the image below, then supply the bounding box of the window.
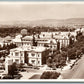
[21,53,23,56]
[38,55,39,57]
[11,53,13,56]
[50,46,52,48]
[38,54,40,57]
[38,61,40,64]
[43,34,45,37]
[27,53,29,56]
[31,53,35,56]
[15,52,19,56]
[15,59,19,64]
[21,60,23,63]
[31,60,35,64]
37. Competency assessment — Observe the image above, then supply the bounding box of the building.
[12,34,22,47]
[13,32,70,50]
[5,45,50,72]
[0,36,13,47]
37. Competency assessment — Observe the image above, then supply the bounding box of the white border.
[0,1,84,4]
[0,1,84,82]
[0,79,84,82]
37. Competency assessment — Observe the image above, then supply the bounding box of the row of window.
[11,52,40,57]
[15,59,23,64]
[31,60,40,64]
[15,59,40,65]
[11,52,23,56]
[22,39,48,42]
[27,53,40,57]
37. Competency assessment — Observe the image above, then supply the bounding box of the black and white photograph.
[0,1,84,80]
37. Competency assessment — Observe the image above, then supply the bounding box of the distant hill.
[28,18,84,27]
[0,18,84,28]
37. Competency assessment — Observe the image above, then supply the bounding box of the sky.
[0,2,84,21]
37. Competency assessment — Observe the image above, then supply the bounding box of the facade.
[13,32,70,50]
[0,36,13,47]
[5,46,50,68]
[9,48,25,64]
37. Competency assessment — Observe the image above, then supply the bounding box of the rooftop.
[22,36,33,40]
[10,45,48,53]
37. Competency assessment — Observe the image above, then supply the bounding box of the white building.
[13,32,70,50]
[5,46,50,73]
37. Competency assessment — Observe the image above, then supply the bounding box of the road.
[61,55,84,79]
[20,69,43,79]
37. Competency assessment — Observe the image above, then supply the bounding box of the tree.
[52,53,65,68]
[32,33,37,46]
[47,57,52,67]
[61,47,68,52]
[8,62,18,78]
[2,43,6,50]
[81,47,84,54]
[18,63,24,68]
[69,36,73,45]
[61,51,67,58]
[57,41,60,50]
[67,48,76,60]
[76,50,81,58]
[21,29,27,37]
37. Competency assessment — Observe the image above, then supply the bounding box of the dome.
[21,29,27,36]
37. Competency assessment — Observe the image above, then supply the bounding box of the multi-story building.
[13,32,70,50]
[5,45,50,72]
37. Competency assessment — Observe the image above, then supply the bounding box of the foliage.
[47,57,52,67]
[40,71,60,79]
[8,62,18,77]
[76,50,82,58]
[57,41,60,50]
[67,48,76,59]
[0,26,75,37]
[46,31,84,68]
[81,47,84,54]
[47,50,67,68]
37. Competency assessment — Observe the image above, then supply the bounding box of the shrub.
[50,72,60,79]
[40,71,60,79]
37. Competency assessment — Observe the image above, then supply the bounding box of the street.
[19,69,43,79]
[61,55,84,79]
